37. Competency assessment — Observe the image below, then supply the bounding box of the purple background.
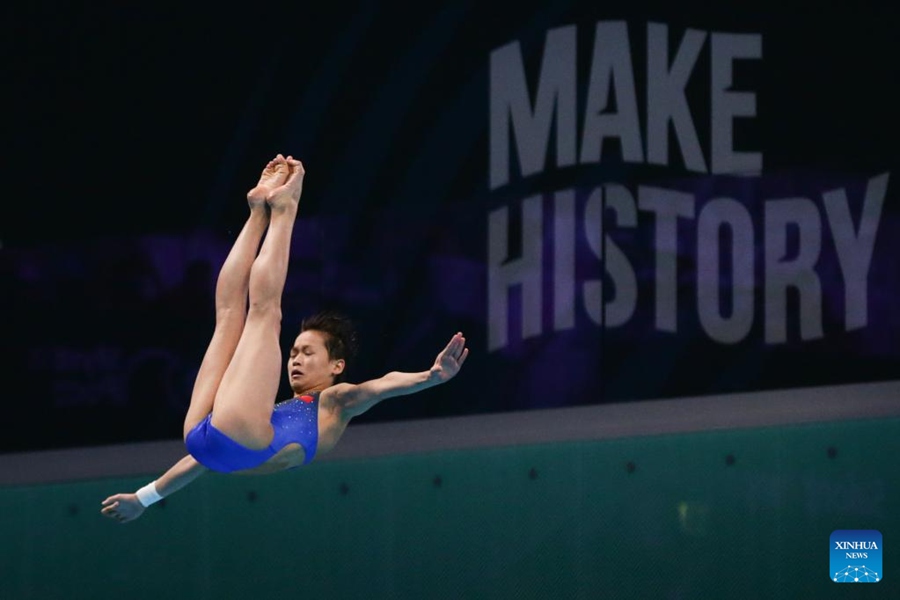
[3,2,898,451]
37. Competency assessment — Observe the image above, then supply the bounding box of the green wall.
[2,417,897,599]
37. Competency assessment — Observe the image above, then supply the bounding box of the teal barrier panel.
[1,417,897,599]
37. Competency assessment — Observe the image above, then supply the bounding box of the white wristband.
[135,482,163,507]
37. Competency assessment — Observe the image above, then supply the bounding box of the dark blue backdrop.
[3,2,898,451]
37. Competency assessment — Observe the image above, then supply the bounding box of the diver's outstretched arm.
[327,332,468,419]
[100,455,208,523]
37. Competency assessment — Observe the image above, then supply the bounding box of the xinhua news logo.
[830,530,882,583]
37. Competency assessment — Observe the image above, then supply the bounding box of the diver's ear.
[332,359,345,376]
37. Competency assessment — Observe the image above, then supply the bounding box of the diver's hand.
[429,332,468,384]
[100,493,146,524]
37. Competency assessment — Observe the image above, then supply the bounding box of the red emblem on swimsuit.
[299,395,314,403]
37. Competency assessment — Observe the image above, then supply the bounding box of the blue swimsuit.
[185,392,320,473]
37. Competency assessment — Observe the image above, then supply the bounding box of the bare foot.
[247,154,289,209]
[266,157,305,211]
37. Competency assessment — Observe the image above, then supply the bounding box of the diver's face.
[287,330,344,393]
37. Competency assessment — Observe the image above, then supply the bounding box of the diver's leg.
[182,156,288,439]
[209,159,305,448]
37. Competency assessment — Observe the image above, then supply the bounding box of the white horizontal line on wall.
[1,380,898,486]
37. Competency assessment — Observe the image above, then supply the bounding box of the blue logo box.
[831,530,882,583]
